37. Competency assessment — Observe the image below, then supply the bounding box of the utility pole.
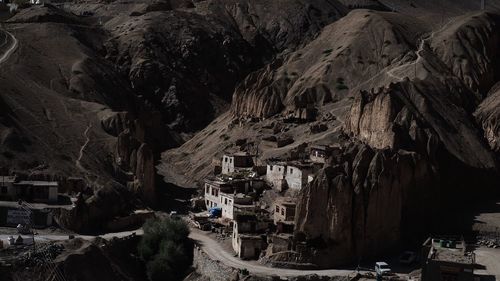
[18,200,36,254]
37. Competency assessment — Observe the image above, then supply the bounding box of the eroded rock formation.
[296,143,434,267]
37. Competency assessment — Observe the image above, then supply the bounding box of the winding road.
[2,228,500,278]
[0,28,17,65]
[1,228,365,278]
[188,230,365,277]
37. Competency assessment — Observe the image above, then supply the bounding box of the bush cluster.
[138,218,191,281]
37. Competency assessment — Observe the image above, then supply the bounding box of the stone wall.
[191,246,239,281]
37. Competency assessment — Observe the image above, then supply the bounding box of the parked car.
[375,262,391,276]
[399,251,417,265]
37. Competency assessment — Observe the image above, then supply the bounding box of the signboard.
[6,209,30,225]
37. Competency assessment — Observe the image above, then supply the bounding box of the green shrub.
[138,218,191,281]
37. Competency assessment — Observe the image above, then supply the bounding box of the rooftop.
[226,152,254,157]
[15,181,59,187]
[239,234,264,240]
[275,197,297,206]
[221,193,252,199]
[0,176,16,184]
[427,238,474,264]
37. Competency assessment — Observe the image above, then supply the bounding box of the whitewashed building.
[220,193,254,220]
[232,214,268,259]
[203,178,232,209]
[221,153,254,175]
[265,163,287,191]
[284,164,313,190]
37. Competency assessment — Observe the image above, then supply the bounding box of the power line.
[18,201,68,281]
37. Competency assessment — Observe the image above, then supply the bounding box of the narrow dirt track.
[0,28,17,65]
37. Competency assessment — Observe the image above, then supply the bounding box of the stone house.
[1,177,59,204]
[284,163,313,190]
[265,163,287,191]
[310,145,332,164]
[220,193,254,220]
[204,178,232,209]
[273,198,296,224]
[15,181,59,204]
[0,176,16,201]
[421,238,475,281]
[221,153,254,175]
[204,176,263,211]
[232,214,269,260]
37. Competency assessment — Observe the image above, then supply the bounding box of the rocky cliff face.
[475,84,500,152]
[345,81,496,169]
[430,12,500,98]
[102,0,346,131]
[160,8,500,268]
[231,10,427,118]
[295,143,434,266]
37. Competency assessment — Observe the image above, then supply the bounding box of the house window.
[276,206,280,212]
[269,166,273,171]
[229,200,232,204]
[225,157,228,162]
[225,198,228,205]
[281,208,285,215]
[289,168,293,174]
[230,158,233,163]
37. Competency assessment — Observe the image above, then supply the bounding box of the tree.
[138,218,191,281]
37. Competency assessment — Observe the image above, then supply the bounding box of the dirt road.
[0,229,144,244]
[0,28,17,64]
[475,247,500,279]
[188,229,365,278]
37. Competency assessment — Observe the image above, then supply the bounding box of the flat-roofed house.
[284,163,313,191]
[220,193,254,220]
[273,198,296,224]
[0,176,16,201]
[13,181,59,204]
[265,163,287,191]
[221,153,254,175]
[203,178,233,209]
[421,237,475,281]
[232,214,268,260]
[310,145,332,164]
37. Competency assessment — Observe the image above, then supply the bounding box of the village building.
[220,193,254,220]
[204,176,263,211]
[0,177,58,204]
[267,233,294,255]
[265,163,287,191]
[0,176,16,201]
[265,162,314,191]
[421,237,475,281]
[232,214,269,260]
[284,162,313,190]
[204,178,233,209]
[273,198,296,225]
[15,181,59,204]
[310,145,332,164]
[221,153,254,175]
